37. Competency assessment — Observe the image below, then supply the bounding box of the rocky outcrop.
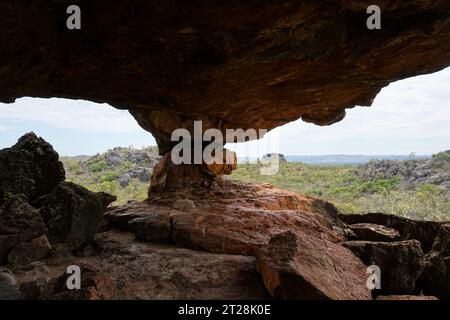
[256,231,371,300]
[0,134,115,269]
[2,1,450,191]
[1,1,450,155]
[0,195,47,265]
[416,224,450,299]
[2,135,450,300]
[348,223,401,242]
[36,182,116,251]
[356,153,450,191]
[339,213,443,253]
[149,150,237,193]
[342,240,425,295]
[107,180,346,256]
[0,133,65,200]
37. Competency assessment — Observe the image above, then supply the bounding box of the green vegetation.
[61,146,159,205]
[62,147,450,222]
[231,161,450,222]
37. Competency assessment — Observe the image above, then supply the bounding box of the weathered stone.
[0,133,65,200]
[342,240,425,295]
[173,199,196,211]
[8,235,52,267]
[416,224,450,299]
[149,150,237,193]
[2,2,450,157]
[107,181,346,255]
[128,212,172,244]
[37,182,115,250]
[348,223,401,242]
[0,195,47,264]
[257,231,371,300]
[339,213,443,252]
[42,232,269,300]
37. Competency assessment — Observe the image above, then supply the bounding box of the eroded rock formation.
[0,134,449,300]
[1,1,450,190]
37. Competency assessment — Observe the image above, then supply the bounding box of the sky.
[0,67,449,157]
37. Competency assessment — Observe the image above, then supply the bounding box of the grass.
[231,162,450,221]
[61,155,450,222]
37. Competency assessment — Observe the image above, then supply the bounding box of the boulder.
[37,182,116,250]
[256,231,371,300]
[7,235,52,267]
[0,132,65,200]
[0,195,47,264]
[339,213,443,253]
[416,224,450,299]
[348,223,401,242]
[107,181,346,256]
[342,240,425,295]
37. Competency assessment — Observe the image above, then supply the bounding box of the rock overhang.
[1,0,450,154]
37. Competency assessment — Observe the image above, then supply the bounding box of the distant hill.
[238,154,430,165]
[285,154,430,165]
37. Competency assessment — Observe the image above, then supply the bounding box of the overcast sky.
[0,67,449,157]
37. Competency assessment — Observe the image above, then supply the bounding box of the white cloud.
[0,97,142,133]
[232,66,450,155]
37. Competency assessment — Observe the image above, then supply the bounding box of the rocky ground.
[1,133,449,300]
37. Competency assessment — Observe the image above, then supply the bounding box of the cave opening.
[1,66,449,215]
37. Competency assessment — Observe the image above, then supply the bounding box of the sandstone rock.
[107,181,346,256]
[37,182,116,250]
[7,235,52,267]
[0,195,47,264]
[0,133,65,200]
[376,295,438,300]
[2,2,450,156]
[342,240,425,295]
[150,150,237,193]
[257,231,371,300]
[348,223,401,242]
[43,232,268,300]
[339,213,443,252]
[173,199,196,211]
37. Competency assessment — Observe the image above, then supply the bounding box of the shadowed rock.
[339,213,443,253]
[36,182,117,251]
[348,223,401,242]
[0,195,47,265]
[0,132,65,200]
[342,240,425,295]
[416,224,450,299]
